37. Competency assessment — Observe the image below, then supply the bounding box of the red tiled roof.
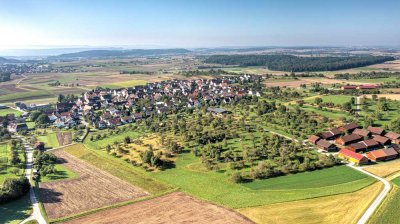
[339,148,365,161]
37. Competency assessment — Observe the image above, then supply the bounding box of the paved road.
[16,135,47,224]
[347,164,391,224]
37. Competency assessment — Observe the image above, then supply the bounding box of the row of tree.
[204,55,395,72]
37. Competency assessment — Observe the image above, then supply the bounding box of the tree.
[124,136,131,144]
[342,102,352,112]
[314,97,323,105]
[230,172,244,183]
[141,150,154,164]
[36,114,50,125]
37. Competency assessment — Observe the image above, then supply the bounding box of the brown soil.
[40,150,148,220]
[63,192,254,224]
[56,132,72,145]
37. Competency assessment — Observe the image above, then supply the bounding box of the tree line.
[204,55,395,72]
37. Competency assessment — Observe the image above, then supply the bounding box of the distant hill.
[0,57,19,63]
[51,48,191,60]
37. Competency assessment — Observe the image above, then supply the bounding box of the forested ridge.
[204,55,395,72]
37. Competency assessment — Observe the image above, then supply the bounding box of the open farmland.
[64,192,254,224]
[39,149,149,220]
[56,132,73,146]
[0,108,23,116]
[239,182,382,224]
[364,160,400,178]
[368,186,400,224]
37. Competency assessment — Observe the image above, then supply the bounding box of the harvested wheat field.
[63,192,254,224]
[238,182,382,224]
[40,150,149,220]
[364,159,400,178]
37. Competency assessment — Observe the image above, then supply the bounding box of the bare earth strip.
[39,150,149,220]
[63,192,254,224]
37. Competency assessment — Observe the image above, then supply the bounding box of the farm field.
[242,166,369,190]
[0,193,32,224]
[239,182,382,224]
[364,160,400,178]
[72,139,376,209]
[298,105,350,119]
[39,149,149,220]
[0,108,23,116]
[97,79,148,89]
[85,130,141,150]
[64,144,173,195]
[368,186,400,224]
[64,192,254,224]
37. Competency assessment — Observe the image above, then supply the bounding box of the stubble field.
[39,150,149,220]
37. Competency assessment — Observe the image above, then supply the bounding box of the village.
[310,123,400,165]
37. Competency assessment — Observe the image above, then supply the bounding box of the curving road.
[347,164,391,224]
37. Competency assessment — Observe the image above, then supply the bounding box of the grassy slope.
[0,91,54,103]
[0,193,32,224]
[242,166,369,190]
[41,163,79,183]
[239,182,382,224]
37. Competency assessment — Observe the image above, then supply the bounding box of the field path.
[347,164,391,224]
[16,135,47,224]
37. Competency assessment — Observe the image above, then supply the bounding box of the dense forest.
[0,73,11,82]
[204,55,395,72]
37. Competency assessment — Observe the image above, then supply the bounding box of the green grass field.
[299,105,350,119]
[0,143,25,185]
[0,108,23,116]
[343,76,400,84]
[242,166,369,190]
[97,80,147,89]
[392,176,400,187]
[0,91,54,103]
[37,133,59,149]
[0,192,32,224]
[85,130,141,150]
[41,163,79,182]
[305,95,353,106]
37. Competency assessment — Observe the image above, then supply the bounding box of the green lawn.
[361,99,400,127]
[0,108,23,116]
[37,133,59,149]
[0,193,32,224]
[41,163,79,182]
[344,76,400,84]
[0,91,54,103]
[242,166,369,190]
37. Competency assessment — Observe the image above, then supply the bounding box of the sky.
[0,0,399,49]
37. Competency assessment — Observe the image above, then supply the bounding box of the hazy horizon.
[0,0,399,50]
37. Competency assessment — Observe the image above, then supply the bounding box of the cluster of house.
[67,75,259,129]
[309,123,400,165]
[1,113,28,133]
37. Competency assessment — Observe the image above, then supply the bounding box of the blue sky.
[0,0,399,48]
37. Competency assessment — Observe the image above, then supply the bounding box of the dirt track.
[63,192,254,224]
[40,150,149,220]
